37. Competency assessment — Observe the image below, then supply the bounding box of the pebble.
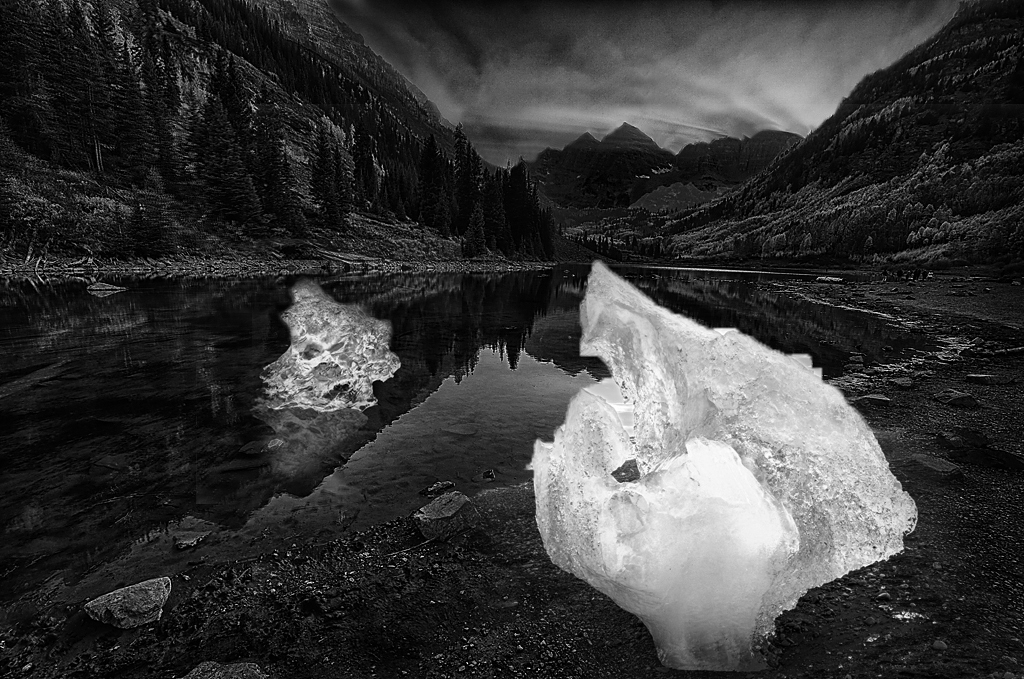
[876,591,892,601]
[932,639,948,651]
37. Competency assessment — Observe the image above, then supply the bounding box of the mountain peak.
[601,123,662,152]
[566,131,600,150]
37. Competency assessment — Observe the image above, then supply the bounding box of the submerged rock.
[173,531,211,550]
[84,576,171,628]
[532,262,916,671]
[419,480,456,497]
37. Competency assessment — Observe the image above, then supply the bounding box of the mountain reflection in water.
[0,266,929,610]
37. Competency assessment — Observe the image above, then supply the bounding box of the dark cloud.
[328,0,961,165]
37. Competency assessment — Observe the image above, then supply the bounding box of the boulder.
[413,491,477,541]
[933,389,979,408]
[84,577,171,628]
[181,661,268,679]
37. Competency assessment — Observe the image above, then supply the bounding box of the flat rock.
[181,661,268,679]
[84,577,171,628]
[965,374,1011,385]
[852,394,891,407]
[933,388,979,408]
[912,454,964,480]
[413,491,477,541]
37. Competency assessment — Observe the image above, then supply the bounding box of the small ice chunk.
[260,279,400,412]
[532,262,917,671]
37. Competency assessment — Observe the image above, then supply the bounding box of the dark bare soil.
[2,269,1023,679]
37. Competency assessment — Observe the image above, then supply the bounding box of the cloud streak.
[329,0,960,165]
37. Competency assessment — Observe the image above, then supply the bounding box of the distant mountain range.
[661,0,1024,268]
[529,123,800,211]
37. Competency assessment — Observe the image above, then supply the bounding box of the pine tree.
[351,124,377,208]
[414,134,455,236]
[0,0,47,156]
[195,94,262,227]
[483,172,510,254]
[416,134,441,228]
[311,125,344,230]
[212,52,253,169]
[253,86,304,235]
[453,124,482,237]
[505,162,533,254]
[118,45,157,185]
[42,0,103,170]
[139,26,181,185]
[462,202,486,258]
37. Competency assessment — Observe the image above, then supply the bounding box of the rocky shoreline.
[0,255,556,282]
[2,269,1023,679]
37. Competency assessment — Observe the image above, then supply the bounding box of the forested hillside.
[663,0,1024,271]
[0,0,556,263]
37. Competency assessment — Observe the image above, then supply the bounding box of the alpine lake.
[0,264,936,618]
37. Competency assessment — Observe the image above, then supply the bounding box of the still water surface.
[0,265,929,610]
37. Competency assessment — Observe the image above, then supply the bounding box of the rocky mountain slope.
[0,0,562,263]
[664,0,1024,271]
[253,0,454,146]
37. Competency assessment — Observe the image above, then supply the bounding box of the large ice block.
[531,262,917,671]
[261,279,400,412]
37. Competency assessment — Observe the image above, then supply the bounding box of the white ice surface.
[531,262,917,671]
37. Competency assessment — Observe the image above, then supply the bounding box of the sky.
[327,0,961,166]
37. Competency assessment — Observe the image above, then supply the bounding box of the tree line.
[0,0,554,261]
